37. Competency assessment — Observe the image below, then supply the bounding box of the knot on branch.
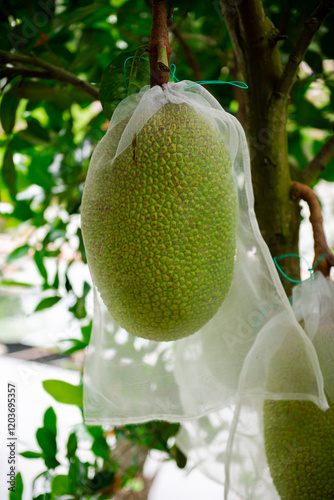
[269,28,288,47]
[305,17,320,32]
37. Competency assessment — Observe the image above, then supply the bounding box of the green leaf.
[171,445,187,469]
[48,228,66,242]
[20,451,43,459]
[100,46,149,118]
[77,228,87,264]
[36,427,60,469]
[34,295,61,312]
[66,432,78,459]
[321,29,334,59]
[27,150,55,191]
[52,266,60,289]
[304,49,323,73]
[111,0,128,6]
[291,99,331,130]
[43,407,57,436]
[83,281,91,298]
[11,81,56,102]
[26,118,51,143]
[69,297,87,319]
[0,91,20,134]
[0,280,33,287]
[2,144,17,196]
[87,426,104,439]
[55,3,110,29]
[11,200,34,221]
[36,427,57,456]
[51,474,73,495]
[0,22,13,52]
[65,272,73,292]
[91,435,110,461]
[34,251,48,281]
[43,380,83,407]
[89,470,114,491]
[320,157,334,181]
[61,339,88,355]
[9,472,23,500]
[69,455,88,486]
[6,245,30,263]
[81,322,92,344]
[15,119,51,147]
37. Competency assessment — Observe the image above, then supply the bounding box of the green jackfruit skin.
[81,103,237,341]
[264,397,334,500]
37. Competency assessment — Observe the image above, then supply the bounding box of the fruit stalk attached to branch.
[148,0,172,87]
[291,181,334,277]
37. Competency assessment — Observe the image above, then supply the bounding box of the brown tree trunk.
[220,0,301,294]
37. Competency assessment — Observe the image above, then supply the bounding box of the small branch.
[269,29,288,47]
[145,0,201,81]
[147,0,172,87]
[274,1,334,99]
[170,26,203,81]
[0,49,99,100]
[167,2,175,23]
[0,67,51,82]
[291,181,334,276]
[299,132,334,185]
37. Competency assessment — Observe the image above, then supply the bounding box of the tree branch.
[147,0,172,87]
[170,26,203,81]
[0,49,99,100]
[299,133,334,185]
[234,0,271,49]
[274,1,334,99]
[291,181,334,276]
[145,0,201,82]
[220,0,283,113]
[0,66,52,83]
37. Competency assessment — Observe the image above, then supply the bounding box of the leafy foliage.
[0,0,333,498]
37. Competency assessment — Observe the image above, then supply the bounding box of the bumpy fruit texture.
[264,397,334,500]
[263,330,334,499]
[81,103,237,341]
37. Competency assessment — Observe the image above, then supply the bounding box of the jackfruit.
[264,397,334,500]
[81,103,237,341]
[263,330,334,499]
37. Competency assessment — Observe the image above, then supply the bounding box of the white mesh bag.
[81,80,327,426]
[292,271,334,401]
[176,272,334,499]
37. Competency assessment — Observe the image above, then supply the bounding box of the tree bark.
[220,0,301,293]
[148,0,172,87]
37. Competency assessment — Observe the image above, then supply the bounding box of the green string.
[273,253,326,283]
[184,80,248,90]
[255,254,325,333]
[254,302,279,332]
[123,56,248,92]
[123,56,150,94]
[169,63,179,82]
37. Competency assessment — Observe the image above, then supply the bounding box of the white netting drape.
[82,81,327,431]
[176,272,334,499]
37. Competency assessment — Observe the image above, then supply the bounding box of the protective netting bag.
[82,80,327,426]
[176,271,334,499]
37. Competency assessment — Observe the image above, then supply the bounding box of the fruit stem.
[148,0,172,87]
[291,181,334,276]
